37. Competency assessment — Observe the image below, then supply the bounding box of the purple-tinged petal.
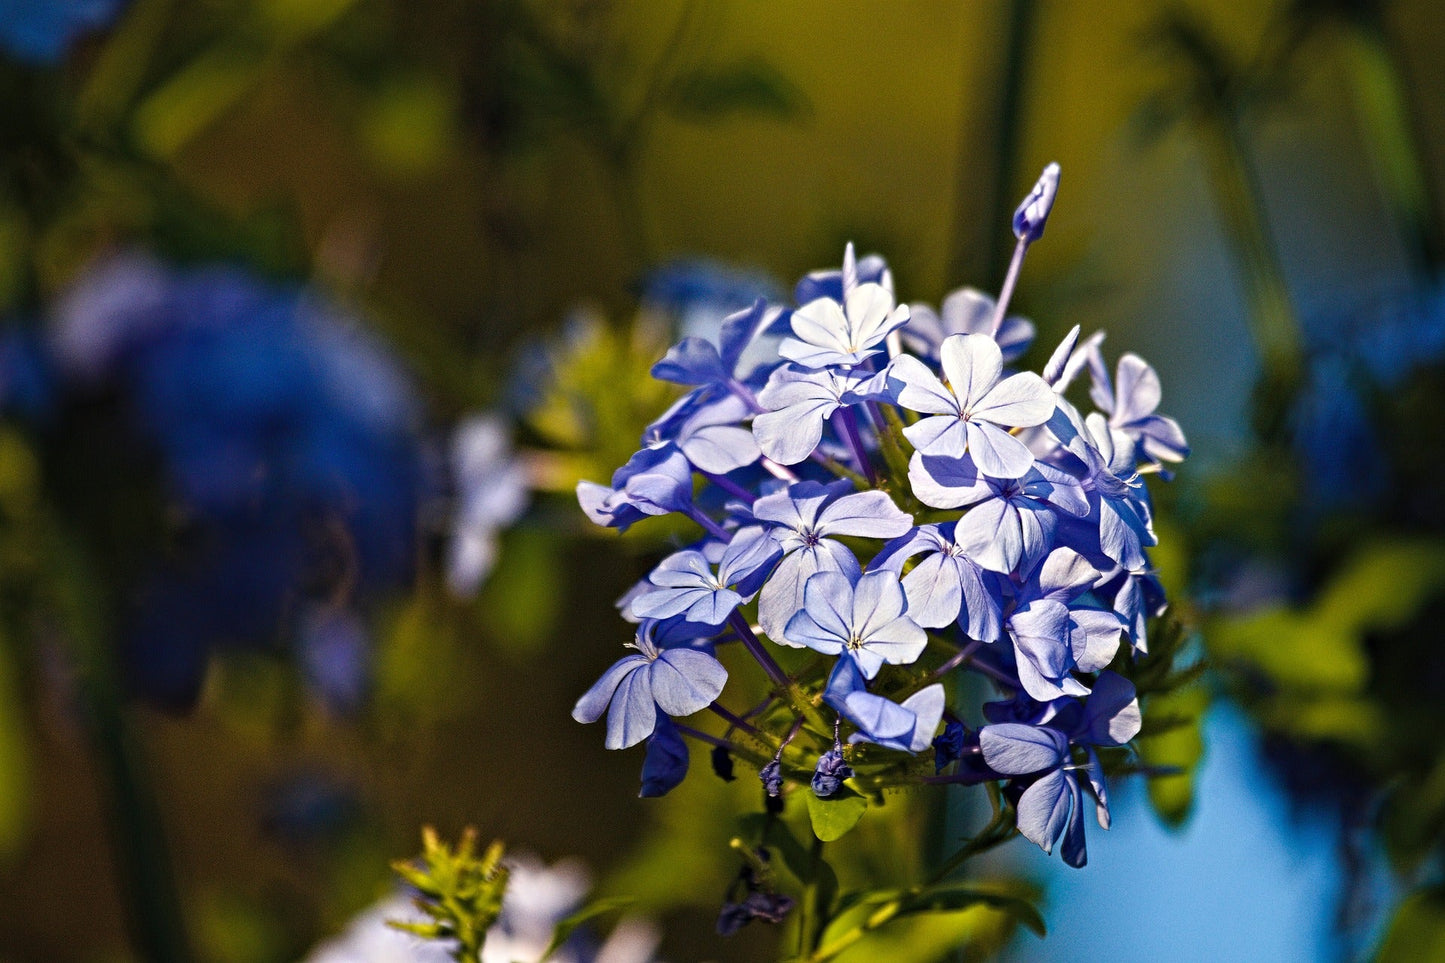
[908,452,992,510]
[1113,353,1160,423]
[640,715,690,797]
[903,414,969,459]
[964,419,1037,478]
[1068,607,1123,673]
[649,648,728,717]
[850,569,908,637]
[973,372,1055,428]
[815,490,915,539]
[888,354,961,415]
[719,525,783,597]
[940,334,1003,411]
[572,654,649,724]
[606,669,659,749]
[652,338,728,385]
[1060,778,1088,867]
[824,656,917,741]
[1017,769,1072,855]
[1041,325,1082,388]
[759,541,860,644]
[680,423,760,474]
[900,553,963,628]
[1083,670,1141,746]
[979,723,1068,775]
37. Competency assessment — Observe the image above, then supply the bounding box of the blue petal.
[824,657,917,742]
[605,668,659,749]
[978,723,1069,775]
[572,654,649,724]
[815,490,914,539]
[649,648,728,717]
[640,715,690,797]
[1082,670,1141,746]
[1016,768,1072,855]
[652,338,728,385]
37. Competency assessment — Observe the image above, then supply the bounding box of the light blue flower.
[752,364,869,465]
[784,569,926,679]
[572,622,728,749]
[630,527,781,626]
[887,333,1054,477]
[872,523,1002,642]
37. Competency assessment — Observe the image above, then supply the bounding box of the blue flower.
[872,523,1002,642]
[779,246,909,369]
[0,0,125,63]
[752,364,869,465]
[908,453,1087,575]
[886,333,1054,477]
[902,287,1035,366]
[47,252,429,708]
[577,446,694,532]
[1085,346,1189,469]
[979,722,1091,867]
[572,621,728,749]
[792,243,891,307]
[785,569,927,679]
[643,390,760,475]
[630,527,781,626]
[822,654,944,752]
[447,414,529,596]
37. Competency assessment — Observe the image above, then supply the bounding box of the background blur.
[3,0,1445,960]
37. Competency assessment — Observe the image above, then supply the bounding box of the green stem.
[81,655,193,962]
[797,836,827,957]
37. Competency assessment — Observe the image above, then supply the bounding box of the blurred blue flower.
[48,251,431,708]
[0,0,125,64]
[642,258,780,347]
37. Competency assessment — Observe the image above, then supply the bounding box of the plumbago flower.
[572,165,1190,947]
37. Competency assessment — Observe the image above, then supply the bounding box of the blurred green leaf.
[541,896,633,961]
[1135,684,1208,827]
[806,787,867,843]
[359,75,457,181]
[1377,886,1445,963]
[478,527,562,658]
[0,626,31,858]
[664,58,811,123]
[133,47,266,158]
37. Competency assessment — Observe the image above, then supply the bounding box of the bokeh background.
[3,0,1445,960]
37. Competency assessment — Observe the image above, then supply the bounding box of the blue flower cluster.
[45,251,430,709]
[573,167,1188,867]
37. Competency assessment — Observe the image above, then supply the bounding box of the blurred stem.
[1335,19,1444,277]
[796,836,827,957]
[80,645,192,963]
[1195,108,1303,389]
[947,0,1035,287]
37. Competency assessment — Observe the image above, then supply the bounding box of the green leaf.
[893,885,1046,937]
[1135,684,1208,827]
[805,787,867,842]
[665,58,810,123]
[540,896,633,961]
